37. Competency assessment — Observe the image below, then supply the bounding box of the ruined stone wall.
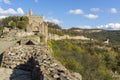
[27,16,43,32]
[16,31,34,37]
[26,13,48,43]
[1,45,82,80]
[48,33,90,40]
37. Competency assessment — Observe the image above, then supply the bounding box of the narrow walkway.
[0,40,17,54]
[0,68,31,80]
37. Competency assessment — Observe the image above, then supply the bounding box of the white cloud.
[0,7,24,15]
[110,8,117,14]
[90,8,100,12]
[68,9,84,15]
[84,14,98,19]
[0,7,24,19]
[44,17,63,25]
[0,16,7,19]
[97,23,120,30]
[77,25,92,29]
[17,8,24,14]
[3,0,11,4]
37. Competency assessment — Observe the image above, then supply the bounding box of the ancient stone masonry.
[0,9,82,80]
[1,44,82,80]
[25,9,48,43]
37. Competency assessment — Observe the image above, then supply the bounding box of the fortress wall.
[29,16,43,24]
[1,45,82,80]
[16,31,34,37]
[25,10,48,43]
[48,34,90,40]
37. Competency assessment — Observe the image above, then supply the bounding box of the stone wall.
[27,16,44,32]
[48,33,89,40]
[25,10,48,43]
[16,31,34,37]
[1,44,82,80]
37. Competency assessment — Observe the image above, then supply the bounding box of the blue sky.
[0,0,120,30]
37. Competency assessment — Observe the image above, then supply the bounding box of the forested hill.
[49,39,120,80]
[83,30,120,45]
[48,24,120,45]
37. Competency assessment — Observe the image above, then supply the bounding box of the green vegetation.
[84,30,120,45]
[47,22,64,36]
[8,21,16,29]
[0,27,3,36]
[49,40,120,80]
[48,25,120,45]
[0,16,29,29]
[17,21,27,29]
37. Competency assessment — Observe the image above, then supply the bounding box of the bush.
[17,21,27,29]
[49,40,117,80]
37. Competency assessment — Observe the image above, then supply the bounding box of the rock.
[57,68,65,73]
[72,72,82,80]
[49,68,55,72]
[1,45,82,80]
[50,63,58,67]
[43,55,47,59]
[54,74,60,78]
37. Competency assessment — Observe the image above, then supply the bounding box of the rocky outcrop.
[1,44,82,80]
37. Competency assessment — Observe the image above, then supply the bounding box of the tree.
[17,21,27,29]
[8,21,16,29]
[21,16,29,24]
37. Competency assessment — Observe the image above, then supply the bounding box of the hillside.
[49,39,120,80]
[0,28,82,80]
[0,16,120,80]
[69,28,120,46]
[48,25,120,45]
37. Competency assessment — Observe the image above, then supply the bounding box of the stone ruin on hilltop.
[25,9,48,43]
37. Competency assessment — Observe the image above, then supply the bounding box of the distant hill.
[83,30,120,45]
[48,24,120,45]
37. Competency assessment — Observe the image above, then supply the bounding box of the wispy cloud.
[90,8,100,12]
[97,23,120,30]
[84,14,98,19]
[110,8,118,14]
[77,25,92,29]
[0,7,24,19]
[44,17,63,25]
[68,9,84,15]
[0,7,24,15]
[17,8,24,14]
[3,0,11,4]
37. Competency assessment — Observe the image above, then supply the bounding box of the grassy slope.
[49,40,120,80]
[84,30,120,45]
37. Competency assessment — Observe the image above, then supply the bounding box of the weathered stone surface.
[0,68,31,80]
[1,44,82,80]
[72,72,82,80]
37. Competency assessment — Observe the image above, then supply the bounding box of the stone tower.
[25,9,48,43]
[29,9,32,16]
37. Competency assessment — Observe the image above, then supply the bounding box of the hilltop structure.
[25,9,48,43]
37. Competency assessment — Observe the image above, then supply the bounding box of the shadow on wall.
[0,53,3,66]
[10,57,44,80]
